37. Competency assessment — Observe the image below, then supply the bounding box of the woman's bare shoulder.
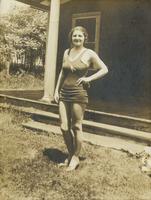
[85,49,98,56]
[63,49,70,59]
[64,48,70,54]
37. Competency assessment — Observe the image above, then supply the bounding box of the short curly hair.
[68,26,88,46]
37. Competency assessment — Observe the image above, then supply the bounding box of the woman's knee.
[60,123,69,132]
[72,121,82,132]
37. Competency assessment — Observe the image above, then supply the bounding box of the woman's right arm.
[54,69,66,103]
[55,69,65,93]
[54,50,68,103]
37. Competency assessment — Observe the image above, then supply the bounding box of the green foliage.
[0,16,14,65]
[0,5,48,72]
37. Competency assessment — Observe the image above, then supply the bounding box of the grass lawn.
[0,72,44,89]
[0,109,151,200]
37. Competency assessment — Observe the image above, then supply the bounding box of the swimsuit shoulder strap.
[79,48,88,58]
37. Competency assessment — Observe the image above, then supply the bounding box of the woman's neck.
[68,46,86,60]
[72,46,85,51]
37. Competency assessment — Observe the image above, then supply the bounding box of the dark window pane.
[75,18,96,42]
[85,42,95,51]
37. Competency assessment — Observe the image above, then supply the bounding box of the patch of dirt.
[0,110,151,200]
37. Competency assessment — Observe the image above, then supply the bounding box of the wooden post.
[41,0,60,103]
[0,0,2,13]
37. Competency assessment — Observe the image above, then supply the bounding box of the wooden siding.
[57,0,151,106]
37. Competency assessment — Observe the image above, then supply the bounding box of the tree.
[0,16,15,75]
[0,5,48,75]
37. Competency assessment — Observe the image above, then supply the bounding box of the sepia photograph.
[0,0,151,199]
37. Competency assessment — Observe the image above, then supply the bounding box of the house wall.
[57,0,151,105]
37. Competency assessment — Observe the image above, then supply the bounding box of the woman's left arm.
[77,51,108,85]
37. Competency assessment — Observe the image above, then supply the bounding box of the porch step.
[0,102,151,144]
[0,89,43,100]
[31,109,151,144]
[0,94,58,113]
[83,120,151,144]
[22,121,145,155]
[0,94,151,132]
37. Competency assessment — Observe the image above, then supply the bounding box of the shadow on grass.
[43,148,67,164]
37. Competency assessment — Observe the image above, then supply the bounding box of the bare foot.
[58,155,72,167]
[58,158,69,167]
[66,155,79,171]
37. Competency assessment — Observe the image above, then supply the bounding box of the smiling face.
[71,30,85,48]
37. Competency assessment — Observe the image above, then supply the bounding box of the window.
[72,12,101,53]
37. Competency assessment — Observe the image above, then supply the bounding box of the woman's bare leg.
[59,101,74,163]
[66,102,86,171]
[72,103,86,156]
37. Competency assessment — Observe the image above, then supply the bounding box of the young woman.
[54,26,108,171]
